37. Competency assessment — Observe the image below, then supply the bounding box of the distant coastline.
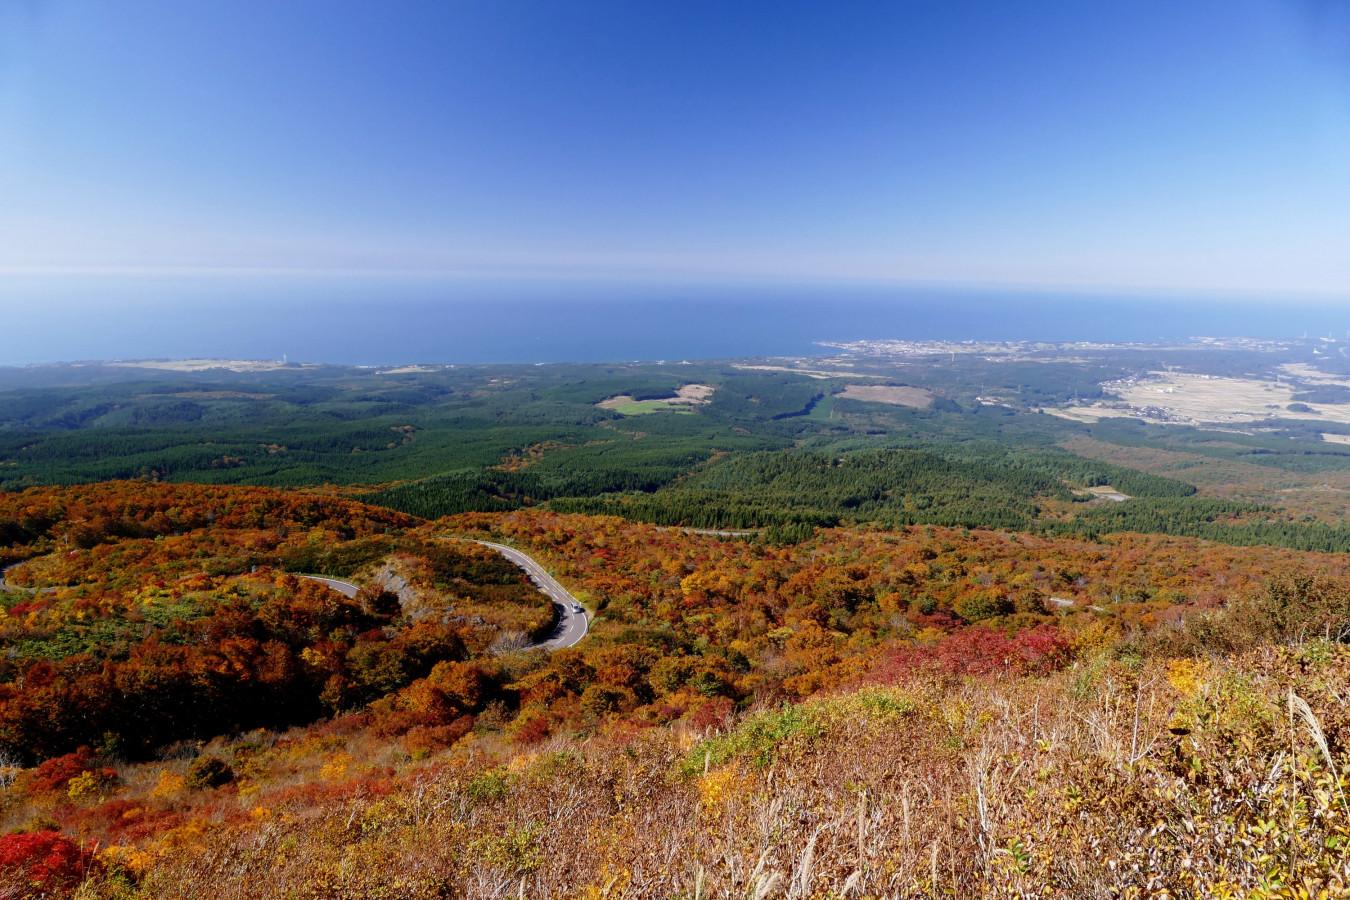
[2,283,1349,367]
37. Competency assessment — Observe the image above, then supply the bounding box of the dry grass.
[58,642,1350,898]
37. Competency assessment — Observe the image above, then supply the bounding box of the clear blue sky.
[2,0,1349,297]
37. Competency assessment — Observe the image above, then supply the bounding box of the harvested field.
[1281,363,1350,386]
[1052,372,1350,427]
[837,383,934,408]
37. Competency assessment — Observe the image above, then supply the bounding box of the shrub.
[873,624,1074,683]
[512,715,551,745]
[403,718,474,758]
[470,824,541,876]
[681,704,821,775]
[579,684,631,719]
[687,696,735,732]
[26,748,98,793]
[689,669,730,698]
[465,767,512,805]
[954,592,1015,622]
[648,656,696,695]
[185,755,234,790]
[1146,573,1350,658]
[0,830,99,893]
[66,768,118,802]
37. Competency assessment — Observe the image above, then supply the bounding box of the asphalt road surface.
[473,540,589,650]
[296,541,588,651]
[296,574,360,598]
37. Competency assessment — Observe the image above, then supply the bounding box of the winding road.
[4,543,584,651]
[296,539,587,651]
[473,540,588,650]
[296,574,362,599]
[0,563,58,595]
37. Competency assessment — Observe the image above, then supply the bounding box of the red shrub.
[873,625,1073,684]
[97,801,185,843]
[26,748,95,793]
[688,696,736,732]
[513,715,551,745]
[905,609,962,633]
[1004,625,1075,674]
[404,717,474,755]
[0,830,100,892]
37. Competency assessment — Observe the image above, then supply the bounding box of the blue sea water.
[2,275,1348,366]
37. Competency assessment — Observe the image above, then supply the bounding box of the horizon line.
[2,264,1349,304]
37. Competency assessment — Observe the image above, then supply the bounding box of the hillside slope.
[0,487,1348,895]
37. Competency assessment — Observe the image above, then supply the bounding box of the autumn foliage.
[870,623,1074,682]
[0,830,100,893]
[1,485,1349,896]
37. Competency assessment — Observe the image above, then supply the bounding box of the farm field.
[1053,371,1350,427]
[596,382,714,415]
[836,383,934,407]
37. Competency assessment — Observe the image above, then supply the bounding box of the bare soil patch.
[1083,485,1130,502]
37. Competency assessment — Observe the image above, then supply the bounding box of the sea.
[2,274,1349,366]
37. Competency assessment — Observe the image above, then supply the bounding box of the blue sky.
[2,0,1350,297]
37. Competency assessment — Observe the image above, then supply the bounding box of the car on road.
[571,603,584,614]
